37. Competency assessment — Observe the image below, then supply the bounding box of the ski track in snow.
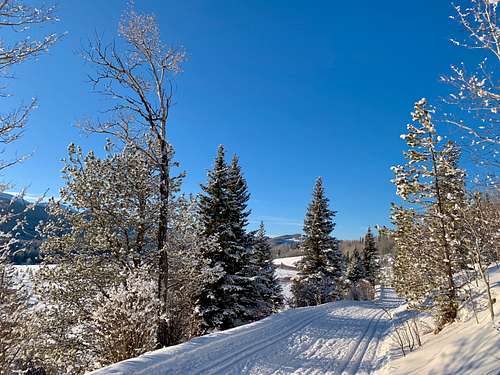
[90,287,403,375]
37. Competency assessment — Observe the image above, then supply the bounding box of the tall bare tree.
[82,8,186,347]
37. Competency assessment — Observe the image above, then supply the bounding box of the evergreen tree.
[228,155,251,249]
[347,248,365,285]
[251,222,283,318]
[362,227,379,285]
[292,177,344,307]
[391,99,466,329]
[196,146,254,332]
[227,154,261,323]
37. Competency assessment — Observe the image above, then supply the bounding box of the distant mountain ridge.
[0,192,50,264]
[267,234,302,247]
[268,234,302,259]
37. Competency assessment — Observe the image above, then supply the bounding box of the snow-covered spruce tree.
[250,222,283,318]
[347,248,365,285]
[196,146,256,332]
[227,155,266,321]
[362,227,379,285]
[391,99,467,329]
[292,177,344,307]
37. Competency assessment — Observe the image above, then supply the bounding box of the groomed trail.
[90,288,403,375]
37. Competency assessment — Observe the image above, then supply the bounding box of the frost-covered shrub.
[348,279,374,301]
[0,264,30,373]
[91,273,158,368]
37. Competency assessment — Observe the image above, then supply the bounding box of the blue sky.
[3,1,465,238]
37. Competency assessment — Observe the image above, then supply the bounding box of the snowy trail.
[89,287,402,375]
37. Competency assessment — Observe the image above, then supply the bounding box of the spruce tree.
[196,146,254,332]
[292,177,344,307]
[227,154,260,323]
[347,248,365,285]
[251,222,283,318]
[362,227,379,285]
[228,155,251,249]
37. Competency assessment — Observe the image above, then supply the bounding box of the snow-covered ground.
[272,256,302,269]
[273,256,301,301]
[376,265,500,375]
[13,262,500,374]
[88,287,403,375]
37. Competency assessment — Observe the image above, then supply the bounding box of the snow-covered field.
[88,287,403,375]
[272,256,302,269]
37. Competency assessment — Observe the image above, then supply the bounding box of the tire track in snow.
[293,305,371,375]
[192,307,328,375]
[336,308,385,375]
[131,307,323,375]
[266,304,355,375]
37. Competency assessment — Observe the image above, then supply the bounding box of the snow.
[88,287,403,375]
[376,265,500,375]
[16,264,500,375]
[273,256,302,301]
[272,256,302,268]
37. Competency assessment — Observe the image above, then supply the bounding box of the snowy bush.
[90,273,158,368]
[348,279,374,301]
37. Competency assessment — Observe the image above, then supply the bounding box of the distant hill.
[267,234,301,247]
[0,192,50,264]
[268,234,302,258]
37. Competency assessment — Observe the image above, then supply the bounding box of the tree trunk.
[429,136,458,324]
[157,139,171,348]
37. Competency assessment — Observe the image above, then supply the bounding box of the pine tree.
[196,146,254,332]
[362,227,379,285]
[391,99,466,329]
[292,177,344,307]
[251,222,283,318]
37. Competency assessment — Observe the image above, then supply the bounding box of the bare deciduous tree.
[441,0,500,169]
[81,7,186,347]
[0,4,59,369]
[461,191,500,323]
[0,0,59,171]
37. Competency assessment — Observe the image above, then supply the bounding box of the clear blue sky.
[3,1,465,239]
